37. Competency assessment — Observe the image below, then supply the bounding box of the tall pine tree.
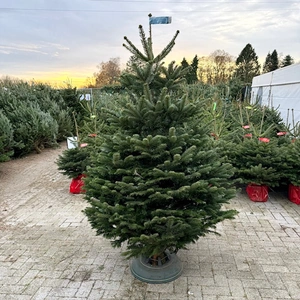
[180,56,198,84]
[263,52,272,73]
[263,50,279,73]
[270,50,279,71]
[235,43,260,84]
[281,54,294,67]
[84,24,237,260]
[190,55,199,84]
[180,57,192,84]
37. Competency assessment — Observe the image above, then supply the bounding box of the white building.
[251,63,300,129]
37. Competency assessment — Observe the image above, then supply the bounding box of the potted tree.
[56,145,90,194]
[56,99,103,194]
[232,137,282,201]
[280,138,300,204]
[83,22,237,283]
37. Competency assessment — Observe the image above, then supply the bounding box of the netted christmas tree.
[0,110,14,162]
[84,24,237,261]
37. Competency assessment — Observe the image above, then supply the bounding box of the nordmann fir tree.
[83,24,237,262]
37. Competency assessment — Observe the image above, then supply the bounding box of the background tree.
[93,57,121,88]
[180,57,192,84]
[181,57,189,70]
[180,55,198,84]
[0,110,14,161]
[210,50,235,84]
[0,79,75,157]
[125,55,145,73]
[85,77,95,88]
[190,55,199,84]
[235,43,260,84]
[263,52,272,73]
[281,54,294,67]
[263,50,279,73]
[198,50,235,85]
[270,50,279,71]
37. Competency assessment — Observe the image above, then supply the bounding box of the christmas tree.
[57,146,90,179]
[0,110,14,162]
[231,137,283,187]
[280,138,300,186]
[84,23,237,261]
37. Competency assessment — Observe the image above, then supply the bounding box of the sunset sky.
[1,0,299,87]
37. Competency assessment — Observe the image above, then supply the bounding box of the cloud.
[0,0,299,86]
[0,43,49,55]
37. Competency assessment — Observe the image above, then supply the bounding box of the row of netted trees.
[0,79,89,161]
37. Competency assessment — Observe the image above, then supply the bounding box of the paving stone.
[47,287,78,298]
[93,279,121,290]
[259,288,291,299]
[75,280,95,298]
[31,287,52,300]
[1,146,300,299]
[261,264,290,273]
[243,287,262,300]
[202,285,231,297]
[242,279,272,289]
[228,278,245,297]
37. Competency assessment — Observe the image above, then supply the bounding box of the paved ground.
[0,144,300,300]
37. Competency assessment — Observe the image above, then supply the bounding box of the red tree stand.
[70,174,86,194]
[246,184,268,202]
[288,184,300,205]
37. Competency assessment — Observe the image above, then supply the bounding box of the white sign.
[67,136,78,149]
[80,94,91,101]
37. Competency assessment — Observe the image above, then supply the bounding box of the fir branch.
[153,30,180,63]
[123,37,148,62]
[138,25,154,60]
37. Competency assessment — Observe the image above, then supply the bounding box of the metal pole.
[90,88,93,108]
[148,13,152,42]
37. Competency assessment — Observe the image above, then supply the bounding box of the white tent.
[251,63,300,129]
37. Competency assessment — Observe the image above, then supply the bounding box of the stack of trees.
[0,78,83,159]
